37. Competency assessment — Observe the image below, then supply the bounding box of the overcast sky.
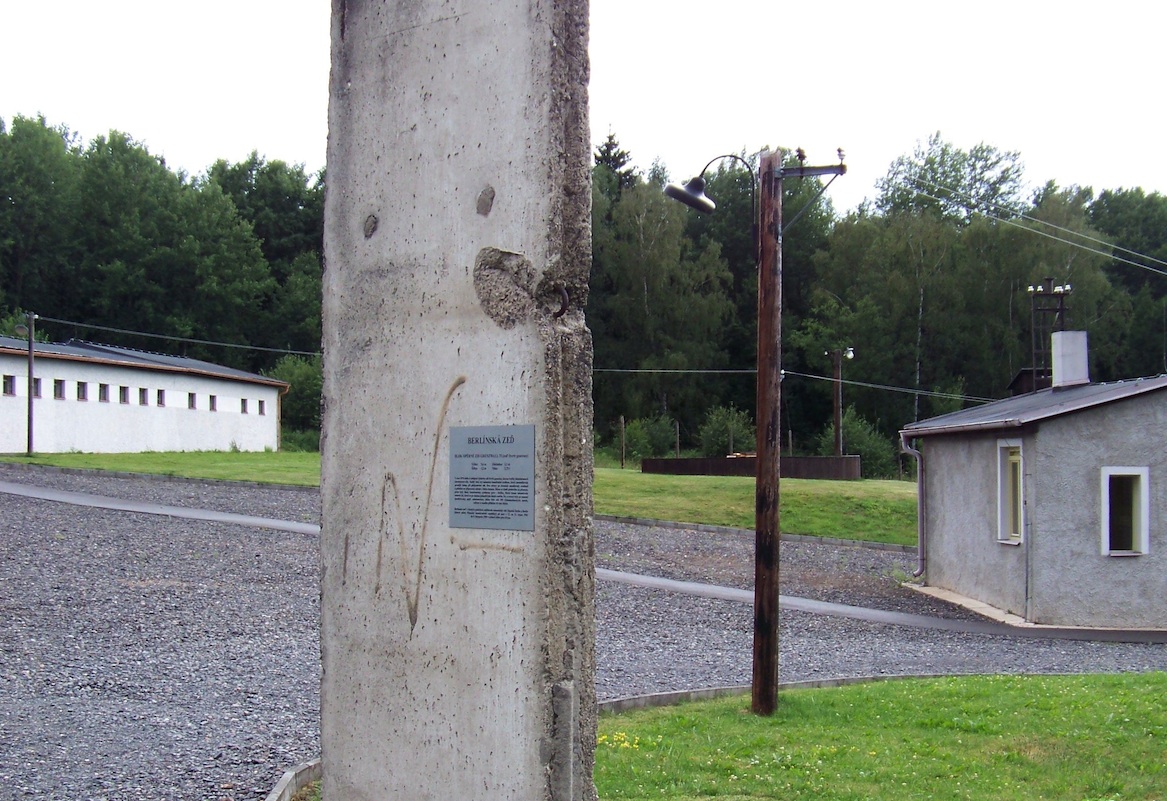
[2,1,1163,214]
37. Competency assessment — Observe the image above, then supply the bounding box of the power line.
[36,315,320,357]
[909,177,1167,279]
[595,366,994,404]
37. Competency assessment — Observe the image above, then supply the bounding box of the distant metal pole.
[25,312,36,455]
[752,150,782,716]
[832,350,843,458]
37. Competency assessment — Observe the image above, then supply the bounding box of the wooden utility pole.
[752,150,782,715]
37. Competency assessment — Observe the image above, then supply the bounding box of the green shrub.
[623,415,675,459]
[281,428,320,452]
[697,405,756,457]
[815,406,899,478]
[265,354,322,432]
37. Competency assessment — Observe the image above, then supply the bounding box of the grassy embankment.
[1,451,917,545]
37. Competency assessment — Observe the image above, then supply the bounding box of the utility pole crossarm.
[774,164,847,179]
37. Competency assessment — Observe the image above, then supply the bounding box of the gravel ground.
[2,464,1166,799]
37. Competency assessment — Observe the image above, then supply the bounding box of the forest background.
[4,115,1167,473]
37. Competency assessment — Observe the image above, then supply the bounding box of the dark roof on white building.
[901,374,1167,437]
[0,337,287,389]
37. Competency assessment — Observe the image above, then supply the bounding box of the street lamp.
[826,347,854,457]
[14,311,37,456]
[666,149,845,715]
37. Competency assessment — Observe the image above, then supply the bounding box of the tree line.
[5,116,1167,460]
[0,114,323,432]
[590,132,1167,470]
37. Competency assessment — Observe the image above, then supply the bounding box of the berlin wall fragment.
[320,1,594,799]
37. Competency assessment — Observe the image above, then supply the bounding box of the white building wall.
[0,353,282,453]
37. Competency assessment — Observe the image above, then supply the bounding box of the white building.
[1,337,288,453]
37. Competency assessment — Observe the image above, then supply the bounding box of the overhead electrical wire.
[908,177,1167,279]
[34,315,320,357]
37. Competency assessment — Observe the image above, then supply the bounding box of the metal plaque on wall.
[449,424,536,530]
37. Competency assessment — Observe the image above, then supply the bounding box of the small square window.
[119,386,129,404]
[32,377,41,398]
[209,395,217,412]
[258,399,266,416]
[188,392,197,410]
[54,379,66,400]
[156,389,165,407]
[139,388,148,406]
[2,375,14,396]
[1102,467,1149,555]
[76,382,88,401]
[99,383,110,403]
[241,398,248,414]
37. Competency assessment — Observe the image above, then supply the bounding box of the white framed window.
[119,386,129,404]
[997,439,1024,543]
[1,375,14,396]
[98,383,110,403]
[139,388,148,406]
[76,382,88,401]
[1101,467,1149,556]
[54,379,66,399]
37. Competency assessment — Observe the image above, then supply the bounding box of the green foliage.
[280,429,320,453]
[0,116,321,374]
[265,354,322,432]
[623,415,675,459]
[815,406,900,479]
[697,405,755,456]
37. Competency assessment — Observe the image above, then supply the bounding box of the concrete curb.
[597,673,957,714]
[264,758,321,801]
[594,513,915,553]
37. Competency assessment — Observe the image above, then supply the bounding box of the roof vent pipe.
[1052,330,1090,388]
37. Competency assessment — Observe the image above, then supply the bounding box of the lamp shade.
[664,176,716,214]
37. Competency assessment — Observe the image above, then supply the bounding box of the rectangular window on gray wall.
[32,377,41,398]
[54,380,65,399]
[99,384,110,403]
[76,382,87,401]
[997,439,1024,543]
[1102,467,1149,555]
[1,375,14,396]
[241,398,248,414]
[156,389,165,407]
[119,386,129,404]
[258,399,265,416]
[188,392,197,410]
[139,388,148,406]
[209,395,217,412]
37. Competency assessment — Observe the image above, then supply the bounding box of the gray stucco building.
[901,333,1167,628]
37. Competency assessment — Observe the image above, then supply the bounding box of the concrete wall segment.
[322,1,592,798]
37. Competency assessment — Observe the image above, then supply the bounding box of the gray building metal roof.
[901,374,1167,437]
[0,337,287,389]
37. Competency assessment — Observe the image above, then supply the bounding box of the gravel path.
[2,464,1166,799]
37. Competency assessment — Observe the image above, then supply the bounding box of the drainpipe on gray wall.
[900,432,926,577]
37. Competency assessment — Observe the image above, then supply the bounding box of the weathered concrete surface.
[321,1,593,800]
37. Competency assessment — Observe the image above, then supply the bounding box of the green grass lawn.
[0,451,321,486]
[1,452,917,545]
[598,674,1167,800]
